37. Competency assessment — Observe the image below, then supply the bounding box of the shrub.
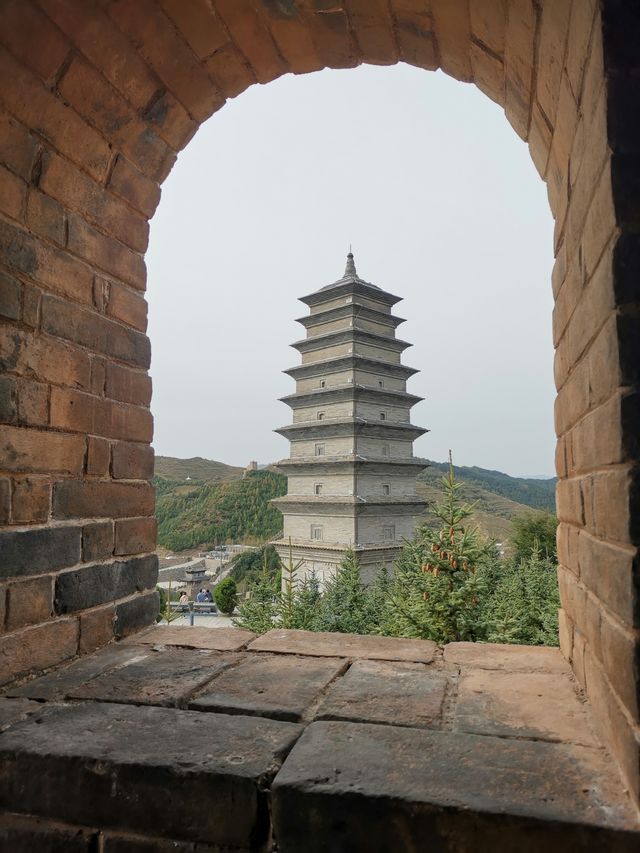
[214,577,238,615]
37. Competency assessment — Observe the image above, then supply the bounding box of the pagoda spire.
[344,250,357,278]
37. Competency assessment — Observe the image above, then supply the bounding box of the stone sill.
[1,627,639,851]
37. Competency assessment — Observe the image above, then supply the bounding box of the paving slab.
[69,647,240,707]
[131,625,255,651]
[444,641,568,673]
[0,697,43,731]
[315,659,449,728]
[272,721,640,853]
[5,643,149,701]
[190,653,347,721]
[0,702,302,848]
[248,629,437,662]
[0,813,96,852]
[455,668,598,746]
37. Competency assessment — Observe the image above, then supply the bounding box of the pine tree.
[315,549,381,635]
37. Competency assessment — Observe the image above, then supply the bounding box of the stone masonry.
[0,626,639,850]
[272,253,427,584]
[0,0,639,814]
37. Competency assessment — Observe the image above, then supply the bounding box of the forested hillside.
[155,470,286,551]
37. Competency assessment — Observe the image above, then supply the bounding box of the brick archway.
[0,0,638,803]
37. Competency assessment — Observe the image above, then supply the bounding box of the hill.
[419,461,556,512]
[154,455,244,482]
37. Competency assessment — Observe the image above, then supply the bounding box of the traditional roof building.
[271,253,428,585]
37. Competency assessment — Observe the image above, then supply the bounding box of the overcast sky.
[146,63,555,478]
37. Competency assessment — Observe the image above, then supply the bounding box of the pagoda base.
[271,539,403,589]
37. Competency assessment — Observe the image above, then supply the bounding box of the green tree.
[385,457,494,643]
[315,549,383,635]
[214,577,238,615]
[511,511,558,563]
[234,570,278,633]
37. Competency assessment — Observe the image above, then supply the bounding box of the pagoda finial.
[344,249,357,277]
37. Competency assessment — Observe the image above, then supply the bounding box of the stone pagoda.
[271,253,428,585]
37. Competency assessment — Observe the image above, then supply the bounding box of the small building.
[271,253,428,585]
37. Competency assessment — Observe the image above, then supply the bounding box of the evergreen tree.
[385,456,493,643]
[511,511,558,563]
[315,549,382,635]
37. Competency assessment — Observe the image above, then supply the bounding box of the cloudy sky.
[146,63,555,478]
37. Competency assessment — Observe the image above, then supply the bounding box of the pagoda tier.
[271,252,428,587]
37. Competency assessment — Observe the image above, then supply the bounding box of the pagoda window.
[382,525,395,541]
[320,379,326,388]
[311,525,324,541]
[314,483,323,495]
[380,412,386,421]
[315,444,325,456]
[317,412,325,421]
[381,444,390,457]
[378,379,384,388]
[382,484,390,496]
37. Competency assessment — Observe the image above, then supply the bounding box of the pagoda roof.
[275,417,428,442]
[274,456,429,474]
[295,303,406,330]
[291,328,411,355]
[284,354,419,381]
[279,384,424,409]
[299,253,402,308]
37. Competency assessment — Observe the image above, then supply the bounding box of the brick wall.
[0,0,638,806]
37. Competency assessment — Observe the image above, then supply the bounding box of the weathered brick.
[26,189,67,247]
[251,2,320,76]
[0,478,10,524]
[11,476,50,524]
[565,0,596,103]
[41,295,151,369]
[389,0,437,70]
[0,376,17,423]
[67,214,146,291]
[115,590,160,638]
[0,526,81,581]
[158,0,227,59]
[0,270,22,321]
[535,0,571,128]
[55,555,158,614]
[107,282,148,332]
[582,467,637,545]
[107,154,161,219]
[53,480,154,520]
[112,441,154,480]
[0,327,91,392]
[105,363,152,406]
[205,42,256,98]
[21,284,40,328]
[296,0,357,71]
[342,0,397,67]
[0,425,86,475]
[600,610,640,720]
[504,0,536,140]
[578,529,639,628]
[431,0,472,82]
[86,436,111,477]
[82,521,114,562]
[0,46,111,182]
[6,575,53,631]
[17,379,48,426]
[115,517,157,556]
[50,388,153,442]
[0,618,78,686]
[0,0,70,81]
[0,163,27,220]
[79,603,116,654]
[0,112,38,180]
[90,357,107,396]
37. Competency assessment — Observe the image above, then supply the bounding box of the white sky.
[146,63,555,478]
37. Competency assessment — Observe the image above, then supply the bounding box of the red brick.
[82,521,114,562]
[0,327,92,392]
[0,164,27,221]
[205,43,256,99]
[21,284,40,328]
[53,480,155,519]
[0,0,69,81]
[159,0,227,59]
[90,358,107,397]
[115,517,157,556]
[11,476,50,524]
[5,575,53,631]
[343,0,397,67]
[0,618,78,686]
[86,436,111,477]
[389,0,437,70]
[0,112,38,180]
[535,0,571,128]
[0,46,111,182]
[50,388,153,442]
[26,189,67,247]
[297,0,358,70]
[40,154,149,254]
[105,363,152,406]
[0,270,22,321]
[107,0,225,122]
[41,295,151,369]
[79,603,115,654]
[108,155,161,219]
[214,0,293,82]
[431,0,472,82]
[107,282,148,332]
[112,441,154,480]
[1,425,85,475]
[17,379,49,427]
[0,376,17,423]
[504,0,536,140]
[67,214,146,291]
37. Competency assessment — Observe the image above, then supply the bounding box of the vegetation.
[237,464,560,647]
[511,510,558,563]
[154,455,244,482]
[229,544,281,588]
[214,577,238,615]
[155,470,286,551]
